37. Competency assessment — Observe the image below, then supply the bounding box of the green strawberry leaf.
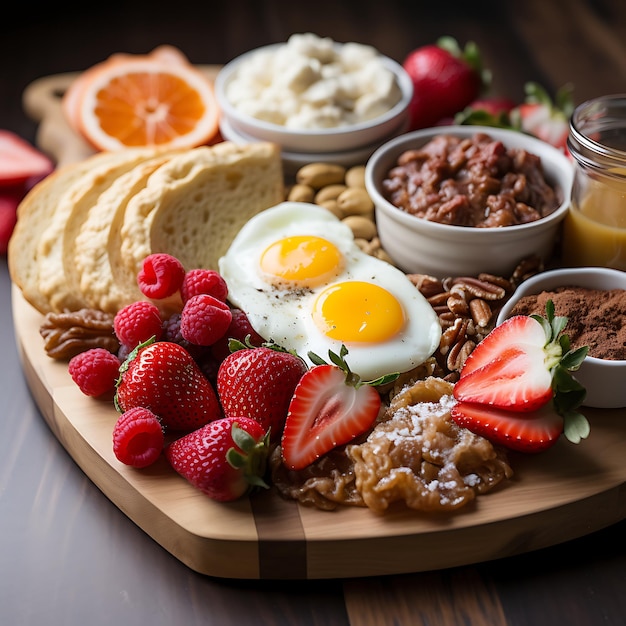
[562,410,591,444]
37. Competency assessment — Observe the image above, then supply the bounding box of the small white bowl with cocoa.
[365,125,574,278]
[496,267,626,409]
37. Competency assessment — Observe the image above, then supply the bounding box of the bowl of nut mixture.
[365,125,574,278]
[214,34,413,155]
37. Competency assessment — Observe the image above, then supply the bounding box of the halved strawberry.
[455,314,555,411]
[281,346,397,471]
[0,130,54,187]
[511,82,574,153]
[451,401,564,453]
[452,301,590,452]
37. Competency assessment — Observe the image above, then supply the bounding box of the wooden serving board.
[12,285,626,579]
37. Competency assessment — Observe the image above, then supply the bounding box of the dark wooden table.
[2,1,626,624]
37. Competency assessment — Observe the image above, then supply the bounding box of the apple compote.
[271,377,512,512]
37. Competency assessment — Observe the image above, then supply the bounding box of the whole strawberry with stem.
[115,338,222,432]
[281,345,398,471]
[166,416,270,502]
[451,301,589,453]
[403,36,490,130]
[216,341,308,442]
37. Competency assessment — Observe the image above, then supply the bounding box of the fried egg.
[218,202,441,380]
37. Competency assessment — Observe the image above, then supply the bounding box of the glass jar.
[562,94,626,269]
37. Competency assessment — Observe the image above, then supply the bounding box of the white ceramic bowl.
[496,267,626,409]
[214,43,413,154]
[365,126,574,278]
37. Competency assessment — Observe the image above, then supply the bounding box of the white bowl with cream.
[214,34,413,155]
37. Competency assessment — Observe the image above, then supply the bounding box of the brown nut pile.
[408,256,544,379]
[287,162,393,264]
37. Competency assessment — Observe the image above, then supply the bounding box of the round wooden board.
[12,285,626,579]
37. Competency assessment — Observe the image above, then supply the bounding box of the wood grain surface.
[12,285,626,579]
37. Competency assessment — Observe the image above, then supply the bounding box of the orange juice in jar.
[562,95,626,269]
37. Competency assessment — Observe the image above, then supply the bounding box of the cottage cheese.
[225,33,402,129]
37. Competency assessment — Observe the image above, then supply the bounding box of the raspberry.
[114,300,163,349]
[68,348,121,398]
[137,253,186,300]
[181,269,228,303]
[180,294,233,346]
[113,407,164,468]
[211,308,266,362]
[161,312,207,361]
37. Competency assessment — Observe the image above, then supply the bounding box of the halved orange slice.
[65,46,220,151]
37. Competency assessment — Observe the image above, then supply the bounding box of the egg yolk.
[259,235,343,287]
[312,281,405,343]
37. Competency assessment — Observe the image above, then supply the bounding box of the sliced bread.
[73,153,178,313]
[7,151,134,313]
[36,148,163,312]
[115,141,284,302]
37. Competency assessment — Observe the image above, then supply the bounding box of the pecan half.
[40,309,120,360]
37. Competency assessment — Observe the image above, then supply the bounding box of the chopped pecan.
[407,273,444,298]
[511,255,544,284]
[445,276,507,300]
[40,309,120,360]
[469,298,493,328]
[447,338,476,372]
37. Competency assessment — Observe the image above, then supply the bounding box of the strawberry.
[281,346,398,471]
[451,402,564,453]
[402,36,490,130]
[0,130,54,187]
[165,416,270,502]
[216,343,308,442]
[115,339,222,431]
[511,82,574,153]
[452,301,590,453]
[0,191,20,255]
[454,97,517,128]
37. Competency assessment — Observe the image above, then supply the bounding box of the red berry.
[165,416,269,502]
[180,294,233,346]
[113,407,164,468]
[0,191,21,255]
[115,340,222,432]
[114,300,163,349]
[68,348,121,398]
[181,268,228,303]
[137,253,186,300]
[211,308,265,362]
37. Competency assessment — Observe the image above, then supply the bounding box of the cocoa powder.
[508,286,626,360]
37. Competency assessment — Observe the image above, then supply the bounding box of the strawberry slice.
[0,130,54,187]
[451,401,564,453]
[456,314,554,412]
[511,83,574,153]
[281,346,397,471]
[452,301,590,452]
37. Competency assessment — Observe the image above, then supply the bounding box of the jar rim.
[569,94,626,166]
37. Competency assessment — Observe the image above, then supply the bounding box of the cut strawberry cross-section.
[452,301,590,453]
[281,345,398,471]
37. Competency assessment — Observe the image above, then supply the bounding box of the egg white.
[218,202,441,380]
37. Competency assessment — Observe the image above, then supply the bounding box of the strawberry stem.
[531,301,590,444]
[308,344,399,389]
[227,423,270,492]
